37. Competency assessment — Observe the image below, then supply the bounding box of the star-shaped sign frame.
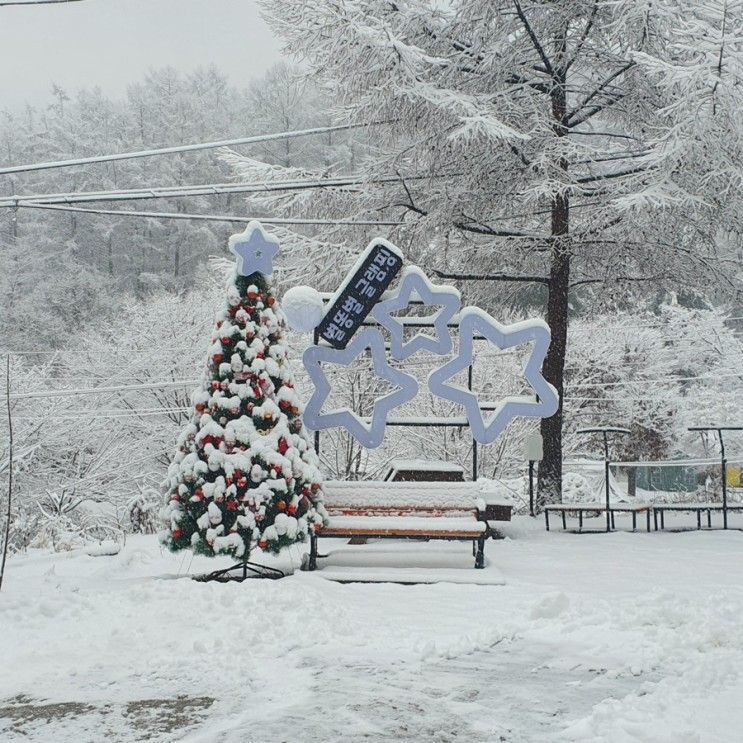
[302,328,419,449]
[228,221,280,276]
[428,307,559,444]
[371,266,461,360]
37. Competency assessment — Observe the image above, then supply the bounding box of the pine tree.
[160,264,325,560]
[256,0,742,504]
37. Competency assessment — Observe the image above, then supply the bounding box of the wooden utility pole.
[0,355,13,593]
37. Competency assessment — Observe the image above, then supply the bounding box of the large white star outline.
[428,308,559,444]
[302,329,418,449]
[371,266,461,360]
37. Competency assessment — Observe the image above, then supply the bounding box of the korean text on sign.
[316,243,403,349]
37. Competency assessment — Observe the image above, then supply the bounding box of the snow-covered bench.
[544,502,651,532]
[651,502,740,531]
[306,480,513,571]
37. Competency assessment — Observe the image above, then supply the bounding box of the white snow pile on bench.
[312,566,504,584]
[545,502,650,511]
[311,544,504,584]
[654,502,725,510]
[323,479,513,510]
[388,458,465,473]
[324,515,487,534]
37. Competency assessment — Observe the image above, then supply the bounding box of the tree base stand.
[192,560,285,582]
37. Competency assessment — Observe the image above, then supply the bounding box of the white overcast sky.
[0,0,285,110]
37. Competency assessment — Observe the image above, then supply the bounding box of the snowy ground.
[2,515,743,742]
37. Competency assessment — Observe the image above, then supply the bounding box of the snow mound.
[562,472,594,504]
[84,540,122,557]
[530,591,570,620]
[282,285,325,332]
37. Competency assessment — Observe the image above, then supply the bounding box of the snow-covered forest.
[2,36,742,551]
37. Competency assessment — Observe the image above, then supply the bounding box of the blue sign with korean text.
[315,240,404,349]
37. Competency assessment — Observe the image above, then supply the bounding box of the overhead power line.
[15,202,404,226]
[0,172,450,208]
[0,177,362,207]
[9,379,200,400]
[0,123,373,175]
[0,0,85,5]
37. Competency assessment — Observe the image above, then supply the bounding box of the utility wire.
[15,202,404,226]
[0,0,85,5]
[9,379,200,400]
[0,172,451,208]
[0,123,374,175]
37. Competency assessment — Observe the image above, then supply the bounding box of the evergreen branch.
[564,1,599,73]
[574,165,652,184]
[512,0,555,76]
[433,270,550,284]
[453,218,550,239]
[570,274,669,288]
[566,62,636,126]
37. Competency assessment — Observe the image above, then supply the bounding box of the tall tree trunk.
[627,467,637,497]
[537,62,570,507]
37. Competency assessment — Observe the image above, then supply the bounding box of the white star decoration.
[427,308,559,444]
[228,221,280,276]
[302,329,419,449]
[371,266,461,360]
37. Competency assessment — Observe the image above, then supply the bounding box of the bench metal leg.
[579,510,583,533]
[308,534,318,571]
[660,510,665,530]
[653,508,658,531]
[632,512,637,531]
[610,511,616,530]
[707,509,712,528]
[697,510,701,530]
[545,510,550,531]
[475,536,485,569]
[561,511,567,530]
[646,510,651,532]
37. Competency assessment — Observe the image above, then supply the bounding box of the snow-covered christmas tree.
[160,223,325,566]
